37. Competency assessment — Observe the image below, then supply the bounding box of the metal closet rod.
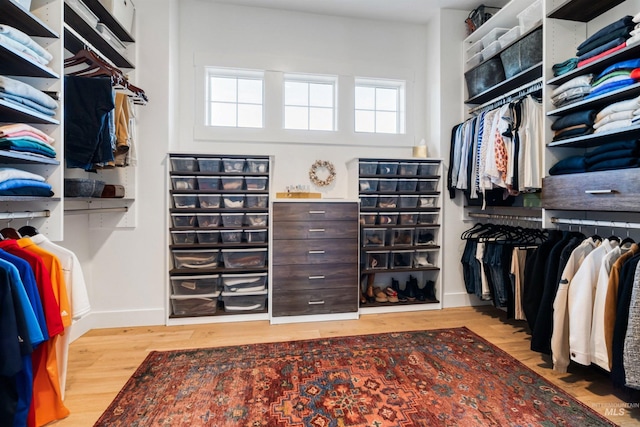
[551,217,640,230]
[64,207,128,215]
[0,211,50,220]
[468,212,542,222]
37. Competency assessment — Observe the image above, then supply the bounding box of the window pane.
[210,102,236,126]
[238,79,262,104]
[285,81,309,106]
[310,107,333,131]
[355,86,375,110]
[237,104,262,128]
[310,83,333,108]
[210,77,236,102]
[355,110,375,133]
[376,111,397,133]
[285,106,309,129]
[376,88,397,111]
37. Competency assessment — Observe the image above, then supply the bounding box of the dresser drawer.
[273,220,358,240]
[273,202,358,221]
[272,239,358,265]
[272,287,358,317]
[272,263,357,291]
[542,169,640,212]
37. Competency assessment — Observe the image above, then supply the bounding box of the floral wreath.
[309,160,336,187]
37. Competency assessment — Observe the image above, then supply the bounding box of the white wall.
[62,0,479,331]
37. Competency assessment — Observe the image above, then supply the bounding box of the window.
[206,68,263,128]
[284,74,337,131]
[354,78,405,134]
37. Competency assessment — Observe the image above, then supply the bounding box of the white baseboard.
[70,309,166,337]
[443,292,492,308]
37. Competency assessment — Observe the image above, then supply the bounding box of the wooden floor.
[53,306,639,426]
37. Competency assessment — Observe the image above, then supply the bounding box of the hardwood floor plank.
[52,306,640,426]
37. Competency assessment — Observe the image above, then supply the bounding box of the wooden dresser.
[271,201,359,318]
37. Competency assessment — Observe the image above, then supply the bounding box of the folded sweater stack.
[0,75,58,117]
[551,109,597,141]
[586,59,640,99]
[0,167,53,197]
[0,123,56,159]
[0,24,53,67]
[549,139,640,175]
[550,74,592,108]
[594,95,640,133]
[577,15,634,67]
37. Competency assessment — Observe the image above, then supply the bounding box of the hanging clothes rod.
[551,217,640,230]
[64,207,128,215]
[468,212,542,222]
[0,210,50,220]
[469,78,543,115]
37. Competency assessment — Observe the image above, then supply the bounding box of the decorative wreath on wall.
[309,160,336,187]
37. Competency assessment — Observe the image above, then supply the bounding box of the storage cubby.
[168,153,271,321]
[353,158,442,311]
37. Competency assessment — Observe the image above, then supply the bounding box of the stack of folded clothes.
[586,59,640,99]
[627,13,640,47]
[594,95,640,133]
[0,123,56,159]
[0,167,53,197]
[548,139,640,175]
[551,109,597,141]
[550,74,592,107]
[0,24,53,68]
[577,15,634,67]
[0,75,58,117]
[585,139,640,171]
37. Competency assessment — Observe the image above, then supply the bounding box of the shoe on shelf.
[424,280,439,303]
[384,287,399,303]
[373,286,388,303]
[391,277,408,302]
[414,254,433,267]
[405,275,418,301]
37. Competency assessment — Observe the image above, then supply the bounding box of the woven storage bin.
[499,27,542,79]
[464,57,506,99]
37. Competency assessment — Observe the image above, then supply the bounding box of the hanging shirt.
[568,238,618,366]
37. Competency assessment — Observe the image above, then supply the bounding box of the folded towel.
[0,76,57,110]
[551,110,597,131]
[0,25,52,63]
[0,167,45,183]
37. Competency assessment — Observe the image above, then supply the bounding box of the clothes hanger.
[18,213,39,237]
[0,215,21,240]
[621,224,635,245]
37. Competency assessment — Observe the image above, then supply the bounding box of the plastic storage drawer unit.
[221,248,267,269]
[172,249,219,269]
[246,158,269,173]
[221,290,267,311]
[170,157,198,172]
[196,213,221,228]
[171,274,219,295]
[221,273,267,293]
[171,295,218,316]
[197,157,221,172]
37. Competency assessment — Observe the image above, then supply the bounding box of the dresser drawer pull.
[308,275,325,280]
[309,228,325,232]
[309,210,326,214]
[308,300,325,305]
[308,250,326,254]
[585,189,614,194]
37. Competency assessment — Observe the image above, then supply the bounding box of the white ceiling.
[209,0,510,25]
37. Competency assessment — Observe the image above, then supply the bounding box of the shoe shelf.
[167,154,271,323]
[355,158,443,312]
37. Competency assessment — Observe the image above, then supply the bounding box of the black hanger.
[18,225,39,237]
[0,227,21,240]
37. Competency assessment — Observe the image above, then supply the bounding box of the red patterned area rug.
[94,327,617,426]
